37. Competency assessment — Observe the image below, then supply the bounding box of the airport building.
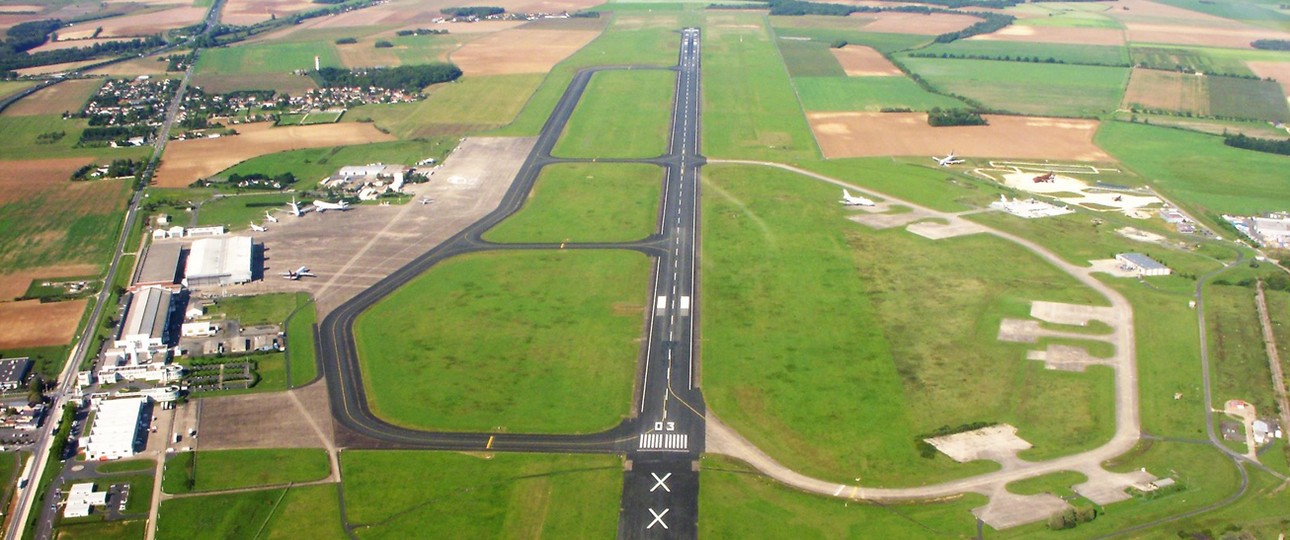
[0,357,32,392]
[63,483,108,518]
[184,236,254,287]
[1116,253,1171,277]
[81,396,147,461]
[113,286,175,357]
[131,241,183,291]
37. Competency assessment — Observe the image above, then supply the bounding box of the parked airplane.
[249,222,267,232]
[313,200,350,213]
[839,189,875,207]
[932,152,965,167]
[280,266,315,280]
[264,211,279,223]
[419,197,433,205]
[287,197,305,217]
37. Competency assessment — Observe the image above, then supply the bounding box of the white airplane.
[313,200,350,213]
[280,266,315,280]
[249,222,267,232]
[264,211,279,223]
[932,152,965,167]
[287,197,305,217]
[419,197,433,205]
[840,189,875,207]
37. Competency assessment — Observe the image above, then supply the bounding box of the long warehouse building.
[184,236,254,287]
[114,286,175,355]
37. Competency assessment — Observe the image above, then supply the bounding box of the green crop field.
[348,74,544,138]
[701,164,1114,485]
[1153,0,1290,28]
[215,139,453,192]
[793,76,967,111]
[0,80,35,101]
[552,69,675,158]
[0,178,130,272]
[1005,2,1124,28]
[0,115,153,161]
[195,193,296,230]
[777,39,845,77]
[286,299,317,387]
[342,451,621,539]
[1204,284,1277,414]
[196,41,343,75]
[918,41,1129,66]
[703,14,819,161]
[1129,46,1255,77]
[1207,76,1290,122]
[484,163,662,243]
[354,250,647,433]
[208,292,309,327]
[157,484,345,540]
[898,57,1130,117]
[162,449,330,494]
[1096,121,1290,215]
[768,18,932,53]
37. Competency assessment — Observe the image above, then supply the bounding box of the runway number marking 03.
[647,508,670,530]
[654,421,675,431]
[650,472,672,493]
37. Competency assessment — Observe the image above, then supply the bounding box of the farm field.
[552,69,675,159]
[1204,284,1277,415]
[275,111,342,126]
[51,520,146,540]
[794,76,966,112]
[0,299,86,348]
[353,250,648,433]
[1005,2,1124,29]
[807,112,1110,161]
[919,41,1129,66]
[1095,120,1290,215]
[3,79,103,116]
[1129,46,1257,76]
[162,449,330,494]
[1152,0,1290,29]
[1122,68,1209,115]
[969,24,1125,45]
[450,26,603,76]
[830,45,900,76]
[341,451,621,539]
[1246,60,1290,96]
[192,73,318,95]
[1122,21,1290,50]
[348,74,544,138]
[898,57,1130,117]
[0,177,129,271]
[156,484,345,540]
[1207,75,1290,122]
[152,122,396,188]
[701,164,1113,485]
[857,11,980,35]
[1124,68,1289,121]
[0,80,34,101]
[484,163,662,243]
[0,114,152,161]
[57,5,206,38]
[85,55,173,77]
[777,38,844,78]
[768,18,930,54]
[220,0,316,25]
[337,33,455,68]
[196,41,342,76]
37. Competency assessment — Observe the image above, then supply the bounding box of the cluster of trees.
[374,40,394,48]
[396,28,449,36]
[163,52,191,72]
[934,13,1014,43]
[335,36,358,44]
[226,172,298,189]
[0,35,163,71]
[3,19,61,53]
[35,131,65,144]
[1223,132,1290,156]
[928,107,987,127]
[1252,39,1290,51]
[909,51,1129,68]
[313,64,463,93]
[1047,506,1097,530]
[72,158,140,180]
[78,125,153,145]
[440,6,504,17]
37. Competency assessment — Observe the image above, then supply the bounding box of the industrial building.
[63,483,108,518]
[80,396,147,461]
[131,241,182,291]
[0,357,32,392]
[113,286,175,357]
[1116,253,1171,276]
[184,236,254,287]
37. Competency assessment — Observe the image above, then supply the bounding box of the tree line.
[440,6,505,17]
[1251,39,1290,51]
[313,64,463,93]
[1224,132,1290,156]
[928,107,987,127]
[0,35,163,72]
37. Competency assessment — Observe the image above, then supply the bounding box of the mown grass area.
[209,292,309,326]
[0,115,153,160]
[777,38,844,77]
[0,178,130,272]
[1095,120,1290,216]
[342,451,621,539]
[95,458,154,474]
[196,40,342,75]
[195,193,295,230]
[1166,465,1290,539]
[1005,470,1088,497]
[162,449,330,494]
[354,250,647,433]
[286,299,317,387]
[703,13,819,161]
[918,41,1129,66]
[793,76,966,112]
[797,158,1004,212]
[699,456,983,538]
[54,520,146,540]
[551,69,675,159]
[702,164,1115,485]
[1204,284,1277,414]
[483,163,661,243]
[347,74,544,138]
[898,57,1129,117]
[1007,3,1123,28]
[1207,76,1290,122]
[1128,46,1256,76]
[768,18,931,53]
[214,139,453,192]
[157,484,345,540]
[0,80,36,101]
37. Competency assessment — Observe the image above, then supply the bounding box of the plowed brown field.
[807,112,1110,161]
[0,299,86,348]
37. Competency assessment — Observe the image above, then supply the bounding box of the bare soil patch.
[86,56,172,77]
[1247,61,1290,97]
[58,6,206,38]
[3,78,102,116]
[1122,68,1208,113]
[807,112,1110,161]
[30,37,134,53]
[0,5,42,13]
[0,157,93,205]
[1123,22,1289,49]
[831,45,900,76]
[968,25,1124,45]
[451,28,599,75]
[856,12,979,35]
[0,263,102,301]
[153,122,395,188]
[221,0,318,26]
[0,298,86,348]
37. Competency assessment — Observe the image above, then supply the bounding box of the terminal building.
[80,396,148,461]
[184,236,254,287]
[1116,253,1171,277]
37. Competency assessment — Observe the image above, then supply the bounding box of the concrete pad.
[1027,344,1112,372]
[196,390,327,449]
[974,490,1070,530]
[926,424,1031,463]
[1030,301,1115,327]
[845,203,935,230]
[1073,468,1155,505]
[999,318,1043,343]
[1088,259,1138,278]
[905,218,988,240]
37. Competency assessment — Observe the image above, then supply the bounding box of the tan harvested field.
[86,56,172,77]
[192,73,318,94]
[3,79,102,116]
[221,0,316,25]
[615,14,681,30]
[13,60,99,76]
[336,38,457,68]
[0,5,41,13]
[451,28,600,75]
[0,299,86,348]
[831,45,900,76]
[1122,68,1208,113]
[1108,0,1237,23]
[153,122,395,187]
[856,11,980,35]
[58,6,206,38]
[1247,61,1290,97]
[0,263,102,301]
[1124,22,1290,49]
[0,157,93,205]
[30,37,134,53]
[969,25,1125,45]
[807,112,1111,161]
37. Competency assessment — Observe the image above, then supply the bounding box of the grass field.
[483,163,662,243]
[777,39,845,77]
[703,14,819,161]
[276,111,343,126]
[285,299,317,387]
[1004,470,1088,497]
[195,193,295,230]
[1206,76,1290,122]
[162,449,330,494]
[0,80,36,101]
[798,158,1003,212]
[552,69,675,159]
[1153,0,1290,29]
[354,250,647,433]
[702,164,1113,485]
[0,115,153,161]
[209,292,308,326]
[156,484,345,540]
[347,74,544,138]
[1204,284,1277,414]
[0,178,129,272]
[1008,3,1123,28]
[342,451,621,539]
[898,57,1129,117]
[768,18,931,53]
[55,520,147,540]
[919,41,1129,66]
[213,139,452,192]
[1129,46,1255,77]
[1095,120,1290,215]
[196,41,342,75]
[793,76,967,112]
[95,458,154,474]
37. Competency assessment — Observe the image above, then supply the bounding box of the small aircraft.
[419,197,433,205]
[264,211,279,223]
[313,200,350,213]
[280,266,316,280]
[839,189,875,207]
[287,197,305,217]
[249,222,267,232]
[932,152,965,167]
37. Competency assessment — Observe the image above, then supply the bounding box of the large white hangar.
[183,236,254,287]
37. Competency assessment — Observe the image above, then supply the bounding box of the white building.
[989,196,1074,219]
[184,236,254,287]
[1116,253,1172,276]
[63,483,108,518]
[113,287,175,357]
[81,397,147,461]
[1252,217,1290,248]
[181,321,218,337]
[98,363,183,384]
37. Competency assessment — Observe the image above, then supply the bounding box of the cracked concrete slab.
[1027,344,1112,372]
[1073,468,1155,505]
[845,203,936,229]
[906,218,988,240]
[973,490,1070,530]
[1030,301,1116,327]
[926,424,1031,464]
